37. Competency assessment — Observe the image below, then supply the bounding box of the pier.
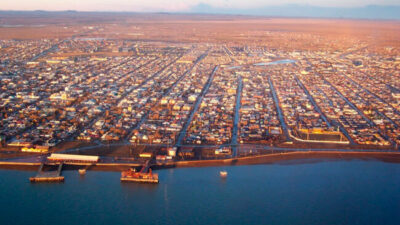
[30,163,64,183]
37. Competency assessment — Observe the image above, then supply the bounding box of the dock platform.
[120,176,159,183]
[30,163,64,183]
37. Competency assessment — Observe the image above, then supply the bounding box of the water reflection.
[254,59,296,66]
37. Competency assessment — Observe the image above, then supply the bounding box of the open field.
[0,12,399,50]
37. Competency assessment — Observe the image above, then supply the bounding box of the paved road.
[175,65,218,147]
[295,74,356,145]
[126,50,209,142]
[321,75,394,146]
[294,75,332,127]
[268,76,291,141]
[231,76,243,157]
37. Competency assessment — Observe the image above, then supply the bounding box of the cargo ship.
[121,167,159,183]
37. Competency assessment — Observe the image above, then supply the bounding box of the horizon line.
[1,9,400,22]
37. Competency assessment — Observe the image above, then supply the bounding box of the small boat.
[220,171,228,178]
[78,169,86,175]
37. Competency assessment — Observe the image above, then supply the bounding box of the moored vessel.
[121,168,159,183]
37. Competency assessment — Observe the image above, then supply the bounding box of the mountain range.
[188,4,400,20]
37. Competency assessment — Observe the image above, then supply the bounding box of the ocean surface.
[1,159,400,225]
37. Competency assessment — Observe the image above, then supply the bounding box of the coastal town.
[0,14,399,161]
[1,3,400,225]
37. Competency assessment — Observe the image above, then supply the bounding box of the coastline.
[1,151,400,172]
[174,151,400,167]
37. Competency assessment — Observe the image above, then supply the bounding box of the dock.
[120,176,159,183]
[29,163,64,183]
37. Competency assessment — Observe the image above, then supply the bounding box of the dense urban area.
[0,12,399,160]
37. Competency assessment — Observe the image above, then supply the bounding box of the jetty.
[30,162,64,183]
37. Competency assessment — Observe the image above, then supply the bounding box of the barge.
[121,168,159,183]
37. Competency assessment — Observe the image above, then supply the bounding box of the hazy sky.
[2,0,400,11]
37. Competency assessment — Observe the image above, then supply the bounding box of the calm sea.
[1,159,399,225]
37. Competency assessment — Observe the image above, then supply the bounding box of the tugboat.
[220,170,228,178]
[121,161,158,183]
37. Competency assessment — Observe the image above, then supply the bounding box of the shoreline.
[1,151,400,172]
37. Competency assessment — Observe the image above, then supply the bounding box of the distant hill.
[189,4,400,20]
[1,4,399,20]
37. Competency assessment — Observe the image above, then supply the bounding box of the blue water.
[1,160,400,225]
[254,59,296,66]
